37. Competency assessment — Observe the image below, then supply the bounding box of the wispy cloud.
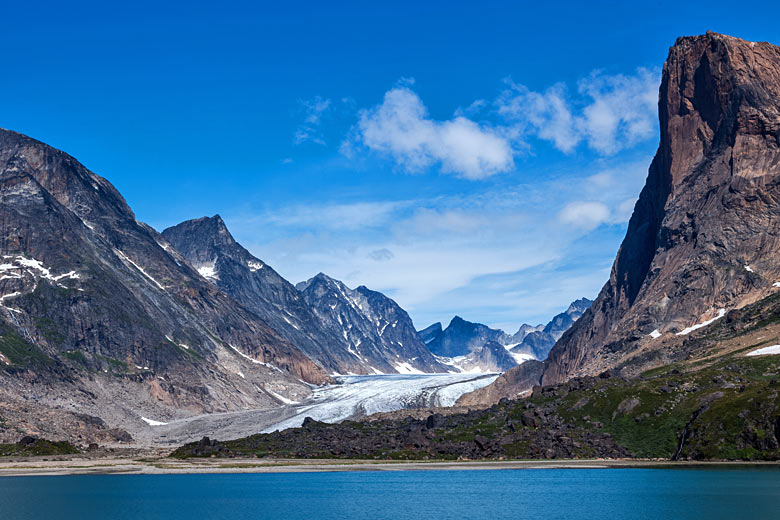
[558,201,611,230]
[342,85,514,180]
[337,68,659,177]
[295,96,332,145]
[497,67,660,155]
[227,155,651,327]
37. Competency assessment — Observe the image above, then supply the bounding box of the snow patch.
[229,344,283,372]
[676,309,726,336]
[649,329,662,339]
[197,264,219,281]
[247,261,264,272]
[508,351,535,365]
[745,265,754,273]
[141,416,168,426]
[393,362,425,374]
[746,345,780,357]
[265,388,299,405]
[281,314,301,330]
[115,250,165,290]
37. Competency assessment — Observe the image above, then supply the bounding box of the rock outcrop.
[456,360,545,407]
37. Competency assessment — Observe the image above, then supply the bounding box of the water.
[1,468,778,519]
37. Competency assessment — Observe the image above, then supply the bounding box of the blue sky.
[3,1,779,331]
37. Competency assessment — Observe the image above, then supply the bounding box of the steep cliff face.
[543,33,780,384]
[0,128,329,442]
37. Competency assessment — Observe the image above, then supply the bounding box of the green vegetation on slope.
[0,437,79,457]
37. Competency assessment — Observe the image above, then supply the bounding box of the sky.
[2,1,779,332]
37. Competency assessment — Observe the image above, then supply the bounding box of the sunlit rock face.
[544,33,780,384]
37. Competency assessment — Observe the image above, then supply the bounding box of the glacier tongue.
[262,373,498,433]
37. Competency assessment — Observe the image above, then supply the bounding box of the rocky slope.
[456,360,545,407]
[542,32,780,384]
[0,128,329,443]
[296,274,448,374]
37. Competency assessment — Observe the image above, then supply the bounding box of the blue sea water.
[1,468,778,519]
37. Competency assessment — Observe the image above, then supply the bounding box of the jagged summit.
[296,273,449,374]
[164,220,447,374]
[295,272,338,293]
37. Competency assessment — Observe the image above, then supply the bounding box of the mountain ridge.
[0,127,329,443]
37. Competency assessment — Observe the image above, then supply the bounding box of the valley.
[128,373,498,447]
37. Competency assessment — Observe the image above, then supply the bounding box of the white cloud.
[558,201,611,231]
[345,86,514,180]
[295,96,331,145]
[263,201,405,231]
[496,68,660,155]
[368,248,394,261]
[577,68,659,154]
[497,82,580,153]
[228,156,642,319]
[336,69,658,178]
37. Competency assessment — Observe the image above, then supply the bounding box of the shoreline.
[1,456,779,477]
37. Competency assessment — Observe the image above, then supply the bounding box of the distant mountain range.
[418,298,592,373]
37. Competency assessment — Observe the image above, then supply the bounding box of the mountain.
[423,316,510,358]
[421,298,592,364]
[508,323,544,344]
[418,322,443,346]
[509,298,592,360]
[451,340,523,373]
[0,128,328,443]
[162,216,373,375]
[543,32,780,385]
[296,273,448,374]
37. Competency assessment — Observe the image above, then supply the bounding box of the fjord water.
[1,468,778,519]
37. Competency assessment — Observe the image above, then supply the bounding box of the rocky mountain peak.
[659,32,780,192]
[542,32,780,385]
[0,127,136,226]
